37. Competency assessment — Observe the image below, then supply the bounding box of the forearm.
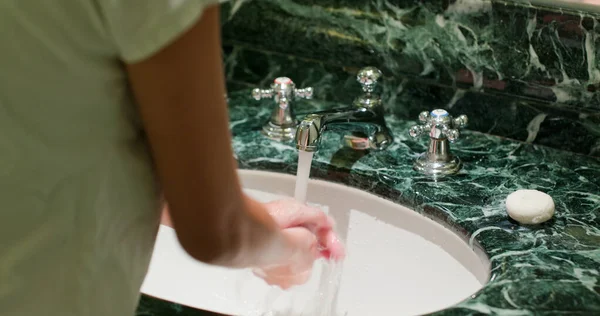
[161,195,290,268]
[125,6,289,269]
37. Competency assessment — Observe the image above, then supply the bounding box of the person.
[0,1,344,315]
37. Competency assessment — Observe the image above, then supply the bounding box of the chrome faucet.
[409,109,468,176]
[295,67,393,152]
[252,77,313,141]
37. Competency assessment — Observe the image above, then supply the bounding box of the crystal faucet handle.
[251,88,273,101]
[409,109,468,176]
[295,87,314,99]
[409,109,468,143]
[251,77,313,102]
[251,77,313,142]
[356,67,383,93]
[353,67,383,109]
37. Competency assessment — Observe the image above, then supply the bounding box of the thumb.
[286,205,333,234]
[283,227,319,261]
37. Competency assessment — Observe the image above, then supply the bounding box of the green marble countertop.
[136,90,600,316]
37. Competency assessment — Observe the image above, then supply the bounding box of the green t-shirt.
[0,0,215,314]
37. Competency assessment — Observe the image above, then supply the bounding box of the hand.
[263,199,345,261]
[253,227,318,289]
[253,199,345,289]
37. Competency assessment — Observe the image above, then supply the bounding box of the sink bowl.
[141,170,490,316]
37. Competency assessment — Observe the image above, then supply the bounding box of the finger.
[316,228,346,261]
[283,227,320,261]
[253,266,311,284]
[264,199,335,235]
[286,206,333,233]
[263,199,301,227]
[257,270,312,289]
[325,230,346,261]
[286,210,340,260]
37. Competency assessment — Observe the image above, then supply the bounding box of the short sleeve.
[98,0,218,63]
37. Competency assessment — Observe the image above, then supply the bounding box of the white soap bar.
[506,189,555,224]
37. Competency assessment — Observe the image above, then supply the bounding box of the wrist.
[254,230,295,268]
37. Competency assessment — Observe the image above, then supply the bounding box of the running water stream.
[240,151,345,316]
[286,150,344,316]
[294,151,314,203]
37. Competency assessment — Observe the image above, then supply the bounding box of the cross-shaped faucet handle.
[408,109,468,177]
[251,77,313,141]
[251,77,313,104]
[409,109,468,143]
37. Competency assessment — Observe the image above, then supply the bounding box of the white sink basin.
[141,170,490,316]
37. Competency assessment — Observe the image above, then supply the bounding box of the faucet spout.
[295,67,393,153]
[295,107,393,152]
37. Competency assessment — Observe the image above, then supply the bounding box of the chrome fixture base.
[414,153,462,176]
[261,121,298,142]
[409,109,468,177]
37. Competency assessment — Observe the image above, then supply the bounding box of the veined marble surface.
[223,46,600,157]
[511,0,600,14]
[136,90,600,316]
[222,0,600,108]
[221,0,600,157]
[223,0,600,109]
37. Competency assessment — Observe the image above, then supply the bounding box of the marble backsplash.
[220,0,600,156]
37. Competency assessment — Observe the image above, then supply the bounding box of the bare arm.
[125,6,286,267]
